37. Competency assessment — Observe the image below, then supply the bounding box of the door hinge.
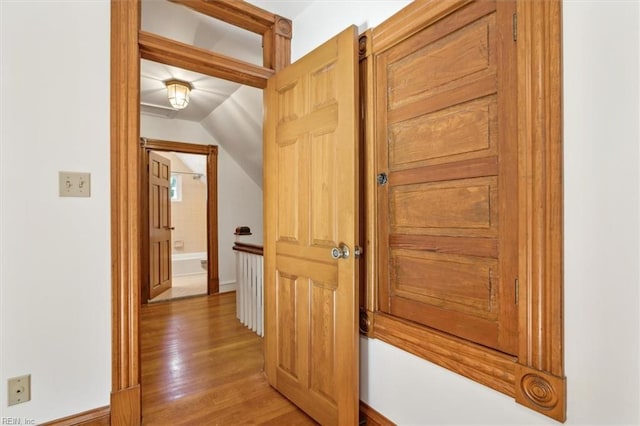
[359,307,374,336]
[513,13,517,41]
[515,278,519,304]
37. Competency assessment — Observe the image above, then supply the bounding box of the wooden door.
[148,151,172,299]
[376,0,518,355]
[264,26,360,425]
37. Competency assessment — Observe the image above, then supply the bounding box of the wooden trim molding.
[374,313,517,396]
[139,138,220,297]
[359,400,395,426]
[110,2,141,424]
[139,31,274,89]
[168,0,292,73]
[141,138,211,155]
[364,0,565,422]
[111,1,291,423]
[359,30,376,337]
[169,0,277,35]
[233,242,264,256]
[514,0,565,418]
[110,386,140,426]
[41,406,110,426]
[371,0,472,54]
[263,16,292,72]
[206,144,220,295]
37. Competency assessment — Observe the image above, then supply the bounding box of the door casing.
[140,139,219,302]
[110,1,292,423]
[111,0,563,423]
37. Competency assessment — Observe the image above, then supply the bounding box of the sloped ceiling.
[201,85,263,184]
[140,59,242,122]
[140,0,313,188]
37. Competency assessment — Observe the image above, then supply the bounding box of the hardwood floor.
[149,273,208,303]
[141,292,317,425]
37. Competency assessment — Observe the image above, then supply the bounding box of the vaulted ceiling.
[140,0,313,186]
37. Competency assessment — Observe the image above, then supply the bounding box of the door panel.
[148,151,172,299]
[264,26,359,426]
[377,0,518,354]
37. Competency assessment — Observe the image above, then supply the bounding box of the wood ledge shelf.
[233,242,264,256]
[372,311,567,422]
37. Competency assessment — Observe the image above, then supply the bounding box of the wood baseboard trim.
[41,398,387,425]
[360,400,395,425]
[110,385,141,426]
[40,406,110,426]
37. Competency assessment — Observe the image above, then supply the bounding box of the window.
[170,174,181,202]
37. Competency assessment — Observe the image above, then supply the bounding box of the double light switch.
[59,171,91,197]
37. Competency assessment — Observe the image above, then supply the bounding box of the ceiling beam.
[169,0,276,35]
[139,31,273,89]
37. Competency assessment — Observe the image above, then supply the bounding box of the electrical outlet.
[59,171,91,197]
[8,374,30,406]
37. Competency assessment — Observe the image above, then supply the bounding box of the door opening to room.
[147,149,209,302]
[110,0,297,422]
[139,139,220,304]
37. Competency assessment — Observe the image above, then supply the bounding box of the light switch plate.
[59,171,91,197]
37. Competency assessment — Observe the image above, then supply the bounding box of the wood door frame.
[110,1,291,423]
[140,139,219,303]
[112,0,563,423]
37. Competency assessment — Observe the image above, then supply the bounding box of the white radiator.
[235,249,264,337]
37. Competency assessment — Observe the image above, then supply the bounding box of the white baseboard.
[172,251,207,261]
[220,281,236,293]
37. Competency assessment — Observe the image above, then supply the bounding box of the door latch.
[377,172,388,185]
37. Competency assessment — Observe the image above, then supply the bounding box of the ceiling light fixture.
[165,79,192,110]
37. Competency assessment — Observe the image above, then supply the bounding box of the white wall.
[564,1,640,424]
[290,0,412,62]
[292,1,640,425]
[141,115,263,289]
[0,1,111,422]
[563,2,639,424]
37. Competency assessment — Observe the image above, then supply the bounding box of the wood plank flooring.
[149,273,207,303]
[141,292,317,425]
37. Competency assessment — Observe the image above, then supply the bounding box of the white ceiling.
[140,0,313,186]
[140,59,244,121]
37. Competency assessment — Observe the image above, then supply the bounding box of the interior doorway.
[147,150,209,302]
[110,1,292,421]
[140,138,220,304]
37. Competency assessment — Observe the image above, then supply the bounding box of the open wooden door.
[263,26,360,425]
[148,151,173,300]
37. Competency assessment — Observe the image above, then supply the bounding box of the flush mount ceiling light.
[165,79,192,110]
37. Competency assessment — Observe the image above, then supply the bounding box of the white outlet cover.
[8,374,30,406]
[59,171,91,197]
